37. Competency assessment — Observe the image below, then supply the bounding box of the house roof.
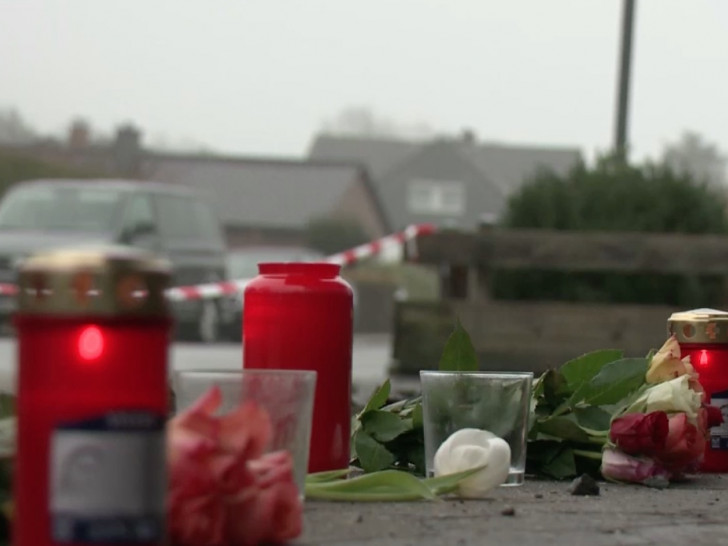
[308,133,582,195]
[460,143,581,195]
[142,153,370,229]
[308,135,420,180]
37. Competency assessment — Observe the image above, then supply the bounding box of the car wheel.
[197,299,221,343]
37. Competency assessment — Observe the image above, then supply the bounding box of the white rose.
[433,428,511,498]
[627,375,702,421]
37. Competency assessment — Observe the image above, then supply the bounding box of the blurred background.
[0,0,727,377]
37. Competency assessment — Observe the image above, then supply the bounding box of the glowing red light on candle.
[78,325,104,361]
[699,349,709,367]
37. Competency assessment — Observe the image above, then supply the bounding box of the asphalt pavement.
[299,474,728,546]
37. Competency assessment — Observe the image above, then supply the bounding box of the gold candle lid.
[16,245,171,317]
[667,308,728,344]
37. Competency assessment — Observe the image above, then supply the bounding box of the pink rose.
[167,386,303,546]
[655,412,705,473]
[600,448,671,487]
[609,412,668,456]
[225,451,303,545]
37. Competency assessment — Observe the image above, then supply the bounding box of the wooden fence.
[390,227,728,375]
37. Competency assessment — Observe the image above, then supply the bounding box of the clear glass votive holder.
[174,369,317,498]
[420,370,533,486]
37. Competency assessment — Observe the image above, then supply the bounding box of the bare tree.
[0,108,37,144]
[322,106,434,139]
[662,131,726,189]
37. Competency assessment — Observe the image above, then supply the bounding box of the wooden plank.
[416,229,728,274]
[414,230,478,265]
[391,300,677,375]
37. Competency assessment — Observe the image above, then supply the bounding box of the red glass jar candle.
[13,247,172,546]
[668,308,728,473]
[243,263,353,473]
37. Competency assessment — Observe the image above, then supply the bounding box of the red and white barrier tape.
[324,223,436,267]
[0,284,16,297]
[165,223,436,301]
[0,223,437,302]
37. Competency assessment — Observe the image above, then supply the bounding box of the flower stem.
[305,486,435,502]
[572,449,602,461]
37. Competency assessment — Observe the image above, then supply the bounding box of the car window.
[156,193,222,244]
[0,185,123,232]
[228,248,324,279]
[120,194,156,233]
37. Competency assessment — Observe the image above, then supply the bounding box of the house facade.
[0,125,389,249]
[309,132,583,231]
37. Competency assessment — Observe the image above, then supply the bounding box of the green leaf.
[531,373,545,399]
[574,406,612,433]
[360,380,391,415]
[438,319,478,372]
[411,403,424,429]
[306,468,351,484]
[354,430,396,473]
[381,396,420,414]
[422,465,486,496]
[542,369,570,407]
[536,415,591,443]
[0,395,14,421]
[568,358,648,407]
[560,349,623,388]
[305,469,437,501]
[362,410,412,443]
[541,447,577,480]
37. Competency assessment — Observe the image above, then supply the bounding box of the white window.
[407,179,465,215]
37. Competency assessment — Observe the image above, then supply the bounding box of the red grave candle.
[242,263,353,473]
[13,247,171,546]
[668,308,728,473]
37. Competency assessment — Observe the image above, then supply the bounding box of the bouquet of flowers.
[347,324,723,490]
[600,336,723,485]
[528,335,723,485]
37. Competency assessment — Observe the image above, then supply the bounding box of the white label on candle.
[49,411,165,543]
[710,391,728,450]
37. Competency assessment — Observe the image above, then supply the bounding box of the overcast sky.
[1,0,726,163]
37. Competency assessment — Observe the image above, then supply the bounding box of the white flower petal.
[458,438,511,498]
[434,428,496,476]
[433,428,511,498]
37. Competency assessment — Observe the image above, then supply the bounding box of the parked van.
[0,178,229,342]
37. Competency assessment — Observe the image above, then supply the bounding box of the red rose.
[655,412,706,473]
[704,404,724,428]
[609,412,669,455]
[167,386,303,546]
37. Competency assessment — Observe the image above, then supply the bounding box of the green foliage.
[350,320,478,475]
[352,322,655,483]
[528,348,650,480]
[437,319,478,372]
[350,379,425,475]
[304,216,369,255]
[495,155,728,306]
[503,155,728,233]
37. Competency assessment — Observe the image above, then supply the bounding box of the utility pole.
[614,0,636,163]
